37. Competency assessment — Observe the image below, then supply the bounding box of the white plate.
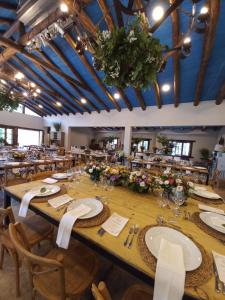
[194,190,221,199]
[67,198,103,219]
[145,227,202,271]
[199,212,225,234]
[194,186,207,192]
[194,166,207,170]
[6,162,21,166]
[52,173,68,179]
[29,185,60,197]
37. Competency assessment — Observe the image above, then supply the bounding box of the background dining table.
[4,175,225,300]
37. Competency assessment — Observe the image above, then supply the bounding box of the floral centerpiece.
[128,171,150,193]
[85,162,106,181]
[103,165,129,186]
[93,14,164,89]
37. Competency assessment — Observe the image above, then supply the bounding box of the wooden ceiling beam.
[135,89,146,110]
[64,33,121,111]
[169,0,180,107]
[194,0,220,106]
[0,37,85,89]
[3,20,24,39]
[216,82,225,105]
[37,47,100,113]
[0,3,17,11]
[153,81,161,109]
[7,60,72,115]
[0,18,13,26]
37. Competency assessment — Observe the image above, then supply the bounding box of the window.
[13,104,24,113]
[137,139,150,152]
[170,140,194,157]
[24,107,40,117]
[18,129,43,147]
[0,127,13,145]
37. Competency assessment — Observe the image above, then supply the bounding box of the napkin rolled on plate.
[153,238,185,300]
[56,204,91,249]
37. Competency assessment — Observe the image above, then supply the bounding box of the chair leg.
[32,289,36,300]
[11,251,20,297]
[0,245,5,269]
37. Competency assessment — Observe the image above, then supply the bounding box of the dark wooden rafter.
[0,3,17,11]
[194,0,220,106]
[97,0,133,111]
[135,89,146,110]
[0,18,13,25]
[37,47,100,113]
[7,60,71,115]
[169,0,180,107]
[0,37,85,89]
[64,33,121,111]
[153,80,161,109]
[216,83,225,105]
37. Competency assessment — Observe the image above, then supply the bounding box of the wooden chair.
[92,281,153,300]
[29,170,57,181]
[9,222,99,300]
[0,207,54,297]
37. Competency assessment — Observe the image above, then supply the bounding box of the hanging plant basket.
[0,90,20,111]
[93,15,165,89]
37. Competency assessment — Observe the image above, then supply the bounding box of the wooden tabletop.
[4,176,224,300]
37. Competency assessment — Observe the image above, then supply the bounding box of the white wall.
[70,127,94,148]
[0,110,44,130]
[44,101,225,151]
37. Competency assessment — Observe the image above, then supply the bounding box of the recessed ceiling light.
[152,6,164,21]
[36,88,41,93]
[60,3,68,13]
[81,98,87,104]
[56,101,62,107]
[161,84,171,92]
[0,79,6,85]
[114,92,120,100]
[10,91,14,94]
[23,91,28,97]
[183,37,191,44]
[30,82,36,88]
[33,92,38,97]
[77,36,81,41]
[38,104,43,109]
[200,6,209,15]
[15,72,24,80]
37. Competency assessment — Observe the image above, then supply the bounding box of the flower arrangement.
[128,171,150,193]
[85,162,106,181]
[103,165,129,186]
[93,14,164,89]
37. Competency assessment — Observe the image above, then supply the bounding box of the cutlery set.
[213,259,225,294]
[124,225,139,249]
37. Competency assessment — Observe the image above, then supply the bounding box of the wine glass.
[171,189,186,217]
[157,189,169,208]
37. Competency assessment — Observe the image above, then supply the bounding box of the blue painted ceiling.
[0,0,224,116]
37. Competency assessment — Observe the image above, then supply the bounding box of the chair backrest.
[0,207,15,233]
[30,170,57,181]
[91,282,112,300]
[9,223,66,300]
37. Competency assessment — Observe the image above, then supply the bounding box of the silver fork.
[128,225,139,249]
[124,226,134,247]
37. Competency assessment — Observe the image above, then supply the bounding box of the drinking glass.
[157,190,169,208]
[171,189,186,217]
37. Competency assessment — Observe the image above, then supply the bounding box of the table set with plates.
[3,174,225,300]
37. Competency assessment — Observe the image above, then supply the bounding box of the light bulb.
[60,3,68,13]
[0,79,6,84]
[23,92,28,97]
[183,37,191,44]
[30,82,36,88]
[152,6,164,21]
[15,72,24,80]
[38,104,43,109]
[81,98,87,104]
[161,84,170,92]
[33,92,38,97]
[114,92,120,100]
[200,6,209,15]
[56,101,62,107]
[36,88,41,93]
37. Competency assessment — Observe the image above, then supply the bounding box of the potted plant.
[53,122,61,132]
[157,135,174,155]
[199,148,210,161]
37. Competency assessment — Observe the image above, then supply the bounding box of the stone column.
[123,126,132,155]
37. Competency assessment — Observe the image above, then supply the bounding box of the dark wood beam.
[117,88,133,111]
[38,46,100,113]
[169,0,180,107]
[0,3,17,11]
[135,89,146,110]
[216,82,225,105]
[64,33,121,111]
[153,80,161,109]
[194,0,220,106]
[0,18,13,26]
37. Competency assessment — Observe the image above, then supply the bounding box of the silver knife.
[213,260,222,293]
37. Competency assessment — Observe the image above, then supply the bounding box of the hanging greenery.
[0,90,20,111]
[93,14,165,89]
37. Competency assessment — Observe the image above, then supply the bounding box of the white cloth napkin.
[153,238,185,300]
[101,213,129,237]
[19,191,37,217]
[48,194,73,208]
[56,204,91,249]
[42,178,58,184]
[213,251,225,283]
[198,204,225,215]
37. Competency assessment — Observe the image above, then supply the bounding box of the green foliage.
[157,135,169,147]
[93,15,164,89]
[200,148,210,161]
[0,91,19,111]
[53,122,61,131]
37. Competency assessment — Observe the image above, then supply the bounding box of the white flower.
[136,171,141,177]
[142,175,146,179]
[159,180,163,185]
[164,180,169,185]
[128,30,137,43]
[188,181,194,188]
[102,30,111,40]
[176,186,183,192]
[176,179,182,184]
[89,168,93,173]
[96,167,100,170]
[140,181,146,187]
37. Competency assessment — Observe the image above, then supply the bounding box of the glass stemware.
[170,188,186,217]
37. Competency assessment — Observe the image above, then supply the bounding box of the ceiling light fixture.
[81,98,87,104]
[10,91,14,94]
[33,92,38,97]
[183,37,191,44]
[23,92,28,97]
[161,84,170,92]
[56,101,62,107]
[30,82,36,88]
[114,92,120,100]
[38,104,43,109]
[60,3,68,13]
[36,88,41,93]
[0,79,6,85]
[152,6,164,21]
[200,6,209,15]
[15,72,24,80]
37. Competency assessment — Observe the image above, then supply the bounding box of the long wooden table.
[4,176,225,300]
